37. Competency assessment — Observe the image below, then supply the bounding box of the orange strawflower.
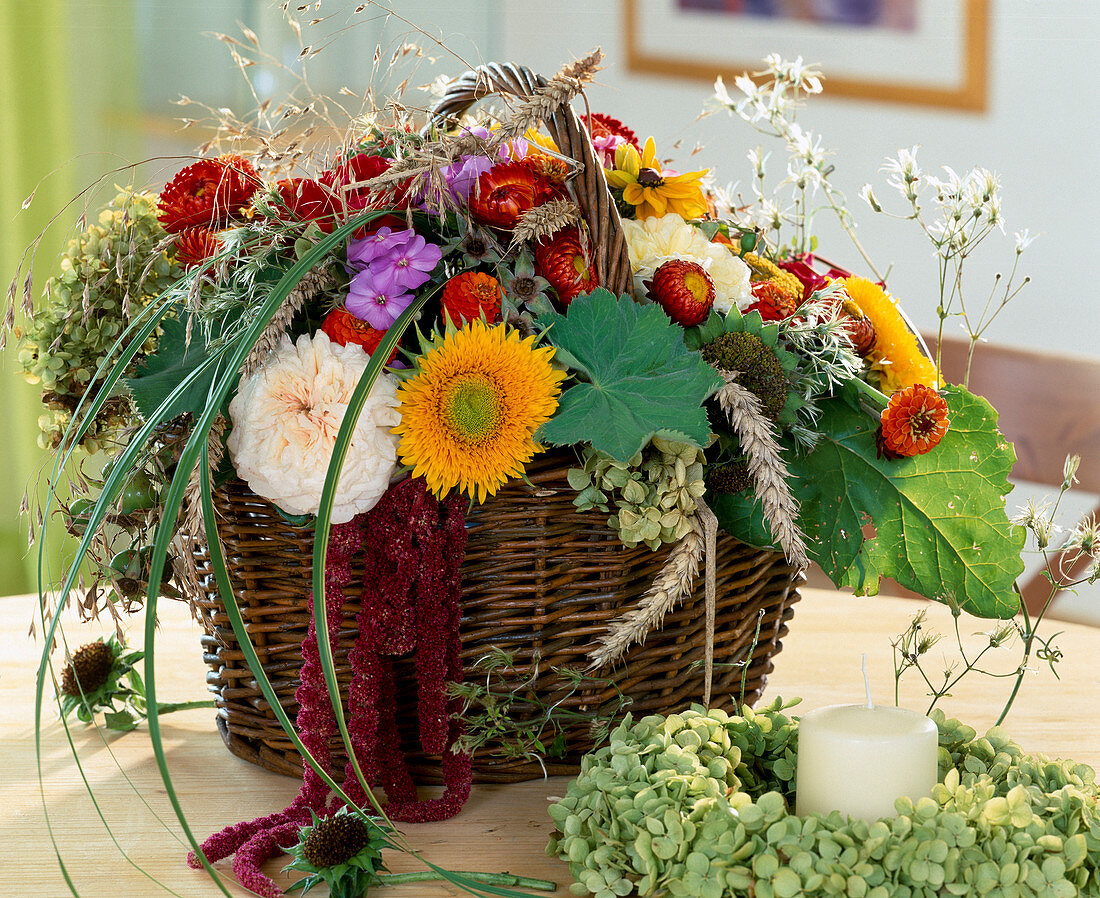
[878,383,950,458]
[157,154,260,233]
[320,306,398,362]
[173,227,222,270]
[534,227,599,306]
[440,272,503,326]
[469,162,542,230]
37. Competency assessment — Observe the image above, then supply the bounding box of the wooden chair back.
[931,334,1100,614]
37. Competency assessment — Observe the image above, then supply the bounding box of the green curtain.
[0,2,136,596]
[0,2,73,596]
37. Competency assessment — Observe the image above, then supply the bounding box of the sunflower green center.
[441,373,503,444]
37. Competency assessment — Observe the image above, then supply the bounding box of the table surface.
[4,587,1099,897]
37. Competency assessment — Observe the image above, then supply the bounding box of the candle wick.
[862,652,873,709]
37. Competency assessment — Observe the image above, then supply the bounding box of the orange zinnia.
[320,306,398,362]
[440,272,503,326]
[878,383,950,458]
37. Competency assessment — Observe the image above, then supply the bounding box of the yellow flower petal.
[393,321,566,503]
[842,276,938,394]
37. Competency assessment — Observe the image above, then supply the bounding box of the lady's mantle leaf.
[124,313,216,421]
[712,385,1024,619]
[537,288,722,462]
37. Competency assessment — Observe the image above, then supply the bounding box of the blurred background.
[3,1,1097,614]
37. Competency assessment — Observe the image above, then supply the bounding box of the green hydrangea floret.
[547,698,1100,898]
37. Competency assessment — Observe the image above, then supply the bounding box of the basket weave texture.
[194,452,802,783]
[192,62,803,784]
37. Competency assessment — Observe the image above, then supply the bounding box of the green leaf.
[712,386,1024,618]
[124,313,217,421]
[537,288,722,461]
[104,710,139,732]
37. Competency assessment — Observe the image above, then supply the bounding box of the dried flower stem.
[716,370,808,568]
[587,519,705,671]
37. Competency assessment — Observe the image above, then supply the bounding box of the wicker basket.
[191,62,804,784]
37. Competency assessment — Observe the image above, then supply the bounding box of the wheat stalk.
[511,199,580,246]
[587,519,705,671]
[716,369,808,568]
[241,265,332,377]
[370,49,603,192]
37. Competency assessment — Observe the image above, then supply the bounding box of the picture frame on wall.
[624,0,989,111]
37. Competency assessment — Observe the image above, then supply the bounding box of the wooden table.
[5,588,1099,897]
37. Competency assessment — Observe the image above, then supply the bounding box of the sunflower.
[842,276,938,394]
[603,137,708,220]
[393,321,566,502]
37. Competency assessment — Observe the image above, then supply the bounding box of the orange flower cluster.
[440,272,503,326]
[878,383,950,458]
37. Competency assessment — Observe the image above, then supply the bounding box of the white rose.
[227,331,401,523]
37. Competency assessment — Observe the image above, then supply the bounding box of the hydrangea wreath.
[547,700,1100,898]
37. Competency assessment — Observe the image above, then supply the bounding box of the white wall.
[501,2,1100,360]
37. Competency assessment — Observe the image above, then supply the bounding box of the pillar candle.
[795,703,938,821]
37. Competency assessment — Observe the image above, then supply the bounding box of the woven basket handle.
[429,62,633,297]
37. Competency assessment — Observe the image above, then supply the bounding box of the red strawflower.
[534,227,599,306]
[776,255,830,302]
[521,153,570,195]
[469,161,543,230]
[878,383,950,459]
[157,154,260,233]
[321,152,408,235]
[320,307,399,362]
[746,280,798,321]
[173,227,221,270]
[585,113,640,150]
[273,177,340,231]
[440,272,503,326]
[645,259,714,327]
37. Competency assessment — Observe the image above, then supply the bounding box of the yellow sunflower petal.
[842,276,938,394]
[622,182,647,205]
[641,136,659,169]
[393,321,566,503]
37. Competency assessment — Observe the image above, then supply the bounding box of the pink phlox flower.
[346,226,411,269]
[387,232,442,290]
[346,267,414,329]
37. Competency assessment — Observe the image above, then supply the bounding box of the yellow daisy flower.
[604,137,708,220]
[842,276,938,394]
[393,321,566,503]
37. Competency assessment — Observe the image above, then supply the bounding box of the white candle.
[795,703,938,821]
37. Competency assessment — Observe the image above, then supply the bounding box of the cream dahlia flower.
[227,331,400,523]
[622,213,752,314]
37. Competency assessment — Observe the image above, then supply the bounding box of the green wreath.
[547,698,1100,898]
